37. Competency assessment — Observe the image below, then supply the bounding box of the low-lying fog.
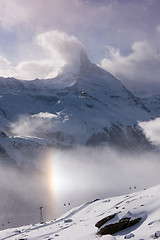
[0,146,160,230]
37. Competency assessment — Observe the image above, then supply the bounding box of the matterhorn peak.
[58,47,90,77]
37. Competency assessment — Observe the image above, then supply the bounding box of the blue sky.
[0,0,160,88]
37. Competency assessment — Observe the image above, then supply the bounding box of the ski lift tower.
[39,206,44,224]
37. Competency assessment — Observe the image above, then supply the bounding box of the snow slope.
[136,92,160,117]
[1,184,160,240]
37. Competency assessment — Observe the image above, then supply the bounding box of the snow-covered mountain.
[135,92,160,118]
[0,54,153,163]
[1,184,160,240]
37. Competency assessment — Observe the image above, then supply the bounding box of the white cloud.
[139,118,160,147]
[10,114,54,138]
[0,157,55,227]
[0,55,57,80]
[101,41,160,85]
[51,146,160,203]
[15,59,58,80]
[0,30,87,80]
[36,30,87,75]
[0,56,13,77]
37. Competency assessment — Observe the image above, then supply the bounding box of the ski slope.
[1,184,160,240]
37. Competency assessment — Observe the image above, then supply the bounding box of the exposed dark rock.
[0,144,16,165]
[104,124,152,150]
[93,198,100,202]
[124,233,135,239]
[0,131,7,138]
[97,216,141,235]
[0,107,6,117]
[86,123,152,150]
[86,132,110,146]
[64,219,73,223]
[95,213,116,228]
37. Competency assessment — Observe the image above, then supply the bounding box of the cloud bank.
[1,145,160,229]
[139,118,160,147]
[37,30,87,75]
[10,113,57,137]
[50,146,160,215]
[0,30,86,80]
[0,155,54,229]
[101,41,160,89]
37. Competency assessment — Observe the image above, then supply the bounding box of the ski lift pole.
[39,206,44,224]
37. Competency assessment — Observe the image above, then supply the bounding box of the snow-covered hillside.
[0,53,153,164]
[1,184,160,240]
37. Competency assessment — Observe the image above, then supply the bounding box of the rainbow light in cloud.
[43,149,74,217]
[51,151,73,196]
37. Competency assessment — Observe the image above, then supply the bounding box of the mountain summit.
[0,57,152,163]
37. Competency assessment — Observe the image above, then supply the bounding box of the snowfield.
[1,184,160,240]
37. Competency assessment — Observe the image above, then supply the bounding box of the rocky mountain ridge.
[0,56,154,164]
